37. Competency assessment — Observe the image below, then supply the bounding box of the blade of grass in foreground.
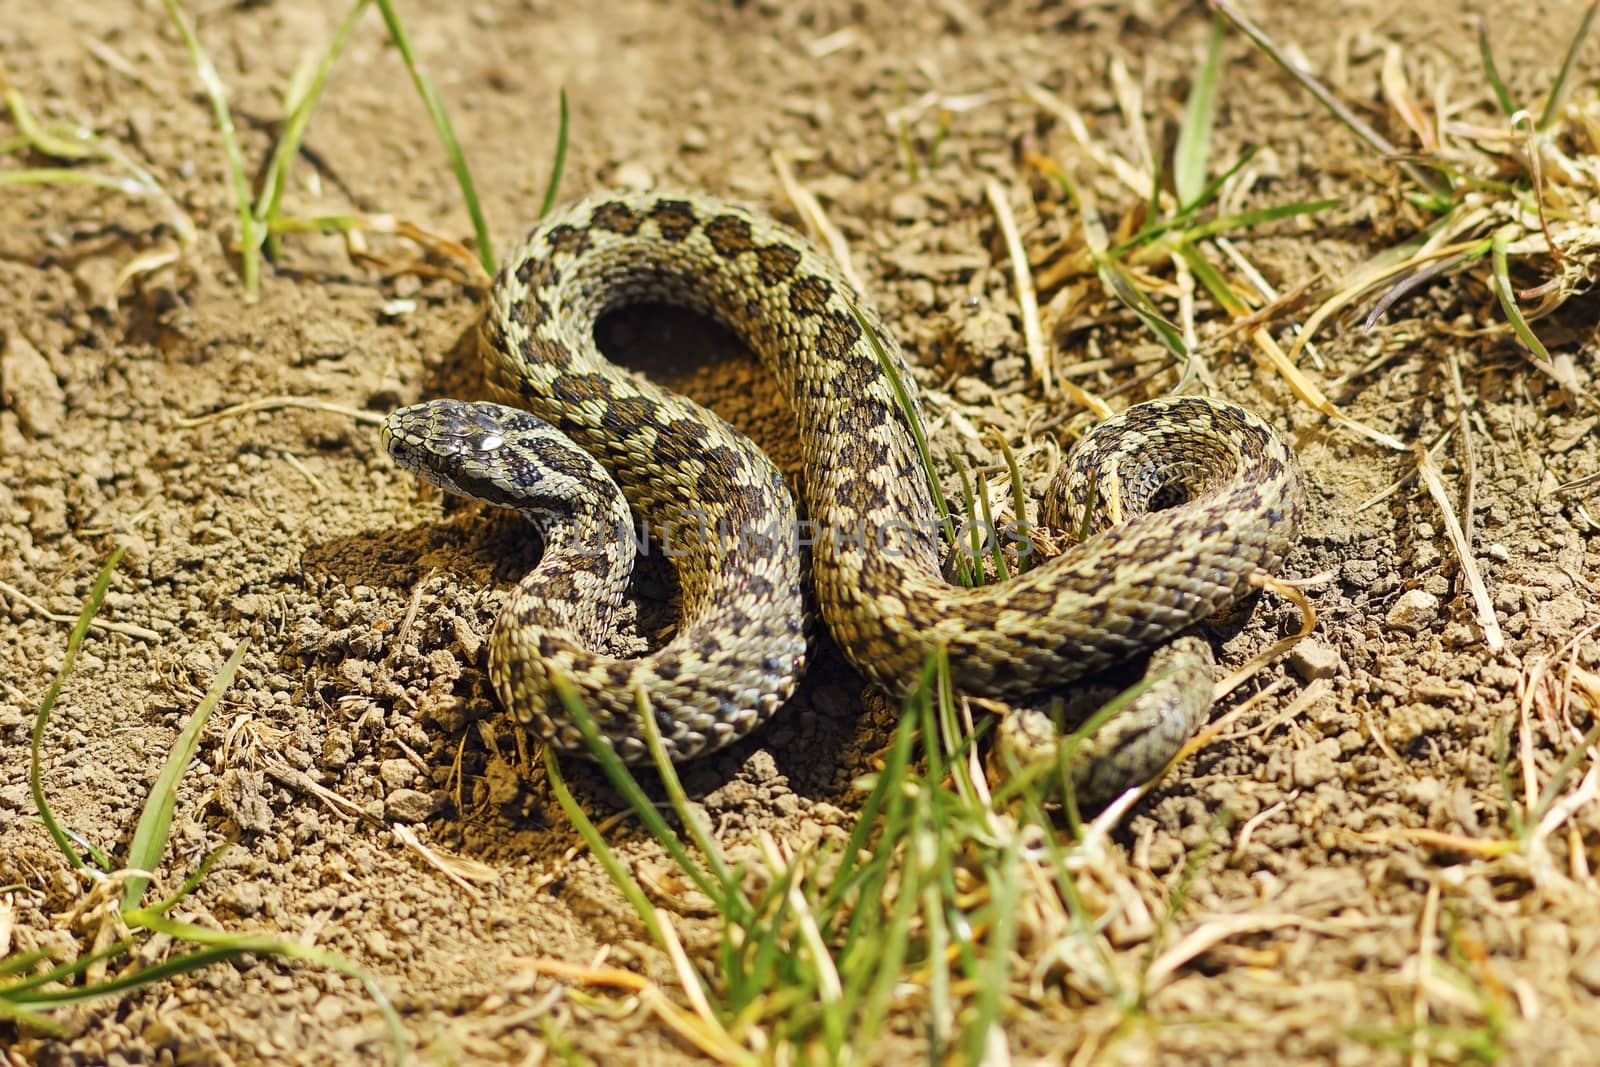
[161,0,259,295]
[373,0,493,271]
[15,553,408,1062]
[121,641,249,911]
[1173,13,1224,208]
[28,548,126,871]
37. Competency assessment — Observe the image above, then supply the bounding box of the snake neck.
[510,492,637,648]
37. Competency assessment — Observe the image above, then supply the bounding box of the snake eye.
[472,432,506,452]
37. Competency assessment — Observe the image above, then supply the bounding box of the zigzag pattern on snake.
[381,190,1304,797]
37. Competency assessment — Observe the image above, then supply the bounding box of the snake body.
[382,191,1304,794]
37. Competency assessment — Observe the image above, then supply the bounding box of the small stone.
[1401,775,1445,807]
[1385,589,1440,634]
[952,375,990,404]
[218,881,263,917]
[1289,638,1341,681]
[1290,739,1340,788]
[613,161,654,190]
[365,930,397,962]
[888,191,926,222]
[384,788,439,823]
[1549,415,1597,453]
[680,125,709,152]
[379,758,417,790]
[20,484,69,539]
[1386,702,1449,747]
[1,330,67,437]
[217,768,274,834]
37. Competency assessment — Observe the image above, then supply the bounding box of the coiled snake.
[382,191,1304,801]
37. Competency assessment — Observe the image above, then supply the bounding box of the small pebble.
[1385,589,1440,634]
[1,331,66,437]
[1289,638,1341,681]
[613,161,654,190]
[219,882,264,917]
[379,758,417,790]
[888,191,926,222]
[1290,739,1341,788]
[384,788,439,823]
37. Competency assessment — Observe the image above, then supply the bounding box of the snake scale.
[382,190,1304,801]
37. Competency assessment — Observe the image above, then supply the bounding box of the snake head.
[381,398,598,514]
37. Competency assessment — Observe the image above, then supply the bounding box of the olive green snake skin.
[381,191,1304,802]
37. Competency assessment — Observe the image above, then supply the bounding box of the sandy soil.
[3,1,1600,1063]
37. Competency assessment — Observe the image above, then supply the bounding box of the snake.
[381,190,1304,802]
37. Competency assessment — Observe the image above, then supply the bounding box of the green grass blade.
[1489,228,1558,371]
[144,836,238,917]
[1174,14,1225,207]
[68,913,408,1065]
[1095,259,1188,359]
[0,997,68,1037]
[0,168,153,195]
[2,938,137,997]
[0,948,53,980]
[637,689,747,920]
[849,300,973,581]
[955,458,983,587]
[989,433,1033,572]
[1476,20,1517,118]
[1184,197,1339,241]
[257,0,373,249]
[30,549,126,872]
[161,0,260,295]
[825,668,928,921]
[546,675,724,911]
[1537,0,1599,130]
[1177,239,1247,315]
[542,749,666,946]
[373,0,493,272]
[975,472,1011,583]
[959,832,1021,1061]
[539,88,570,219]
[121,640,249,912]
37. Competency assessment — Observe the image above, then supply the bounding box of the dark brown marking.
[553,372,615,404]
[695,445,744,496]
[602,395,657,434]
[720,484,769,522]
[704,214,756,259]
[665,416,712,449]
[591,200,642,234]
[754,243,802,286]
[523,333,571,368]
[508,294,549,332]
[650,199,698,241]
[838,433,892,472]
[545,225,591,255]
[515,254,557,292]
[481,315,512,359]
[813,310,862,360]
[535,569,577,603]
[787,274,833,317]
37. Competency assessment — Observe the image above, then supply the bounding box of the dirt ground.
[3,0,1600,1063]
